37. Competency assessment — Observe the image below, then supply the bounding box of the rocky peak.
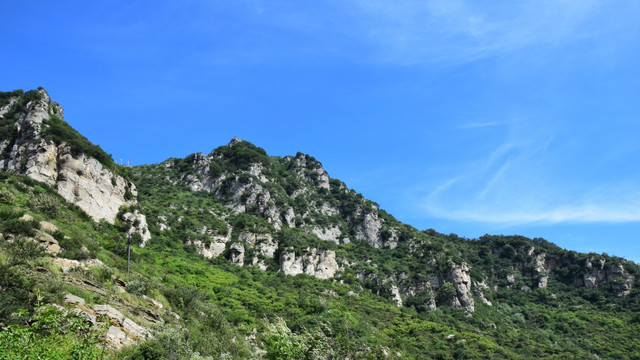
[0,88,150,236]
[228,137,244,147]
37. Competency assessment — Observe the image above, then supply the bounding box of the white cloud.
[425,201,640,225]
[458,121,512,129]
[346,0,606,65]
[420,116,640,226]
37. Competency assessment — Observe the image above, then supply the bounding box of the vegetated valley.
[1,88,639,359]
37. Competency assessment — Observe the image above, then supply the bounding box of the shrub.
[41,115,119,174]
[0,304,105,359]
[0,188,15,204]
[2,218,40,237]
[0,207,22,219]
[436,283,457,305]
[28,193,59,218]
[126,274,150,296]
[1,236,45,266]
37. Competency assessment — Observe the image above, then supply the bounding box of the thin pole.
[127,233,131,273]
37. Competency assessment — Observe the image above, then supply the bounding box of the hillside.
[1,88,640,359]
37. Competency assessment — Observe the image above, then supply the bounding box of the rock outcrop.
[446,263,475,312]
[279,247,339,280]
[229,242,245,266]
[0,89,148,231]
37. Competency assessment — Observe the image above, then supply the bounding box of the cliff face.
[0,89,150,243]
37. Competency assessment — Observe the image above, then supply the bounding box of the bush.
[126,274,150,296]
[0,207,22,220]
[436,283,457,305]
[28,193,59,218]
[2,218,40,237]
[0,188,15,204]
[1,236,45,266]
[41,115,119,173]
[57,235,91,261]
[0,304,105,359]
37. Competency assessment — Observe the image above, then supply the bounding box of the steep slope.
[0,89,150,243]
[134,138,639,314]
[2,88,640,359]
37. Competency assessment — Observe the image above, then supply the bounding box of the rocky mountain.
[133,138,637,313]
[1,88,639,359]
[0,89,150,244]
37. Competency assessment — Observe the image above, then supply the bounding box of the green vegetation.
[0,304,106,359]
[0,89,130,180]
[41,114,123,173]
[1,107,640,359]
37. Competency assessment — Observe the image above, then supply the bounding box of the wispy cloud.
[458,121,512,129]
[345,0,608,65]
[426,200,640,225]
[180,0,637,67]
[420,116,640,226]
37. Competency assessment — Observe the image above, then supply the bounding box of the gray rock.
[122,210,152,247]
[0,89,151,238]
[64,293,85,305]
[122,317,148,338]
[94,304,125,323]
[106,325,130,349]
[356,212,382,248]
[230,243,245,266]
[584,275,597,289]
[279,247,338,280]
[390,285,403,307]
[19,214,35,222]
[447,263,475,312]
[39,220,58,233]
[71,308,96,325]
[312,226,342,244]
[538,276,549,289]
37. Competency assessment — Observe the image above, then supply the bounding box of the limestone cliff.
[0,89,150,243]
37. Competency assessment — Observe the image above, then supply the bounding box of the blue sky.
[2,1,639,262]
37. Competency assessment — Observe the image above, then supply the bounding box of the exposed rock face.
[94,304,125,323]
[63,293,85,306]
[538,276,549,289]
[390,285,403,307]
[53,258,105,273]
[122,210,151,247]
[94,304,150,348]
[246,233,277,270]
[446,263,475,312]
[49,150,136,224]
[356,212,382,248]
[312,226,342,244]
[279,248,338,279]
[190,239,227,259]
[0,89,149,236]
[229,242,245,266]
[473,281,493,306]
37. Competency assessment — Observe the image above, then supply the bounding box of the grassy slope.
[0,108,639,358]
[130,152,640,359]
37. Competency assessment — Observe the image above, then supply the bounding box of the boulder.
[64,293,85,306]
[39,220,58,233]
[94,304,125,323]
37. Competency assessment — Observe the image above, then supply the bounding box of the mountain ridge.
[1,88,639,359]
